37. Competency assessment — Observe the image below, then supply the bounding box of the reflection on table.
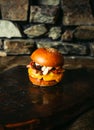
[0,66,94,129]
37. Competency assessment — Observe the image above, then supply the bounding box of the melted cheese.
[28,67,63,82]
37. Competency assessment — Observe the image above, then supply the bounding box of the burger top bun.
[31,48,64,67]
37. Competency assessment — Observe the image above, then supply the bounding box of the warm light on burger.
[27,48,64,87]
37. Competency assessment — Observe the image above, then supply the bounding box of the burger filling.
[27,61,64,82]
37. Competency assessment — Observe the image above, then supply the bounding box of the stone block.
[90,42,94,56]
[61,42,87,55]
[0,51,7,57]
[4,39,35,55]
[48,26,62,40]
[61,30,73,41]
[62,0,94,25]
[30,5,59,24]
[73,26,94,40]
[36,39,87,55]
[24,24,47,38]
[39,0,60,6]
[0,0,28,21]
[36,39,61,49]
[0,20,22,38]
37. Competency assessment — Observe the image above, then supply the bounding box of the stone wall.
[0,0,94,70]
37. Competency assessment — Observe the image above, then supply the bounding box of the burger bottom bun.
[29,76,59,87]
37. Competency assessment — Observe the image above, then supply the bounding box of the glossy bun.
[31,48,64,67]
[29,76,58,87]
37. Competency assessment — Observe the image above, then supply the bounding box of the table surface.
[0,66,94,129]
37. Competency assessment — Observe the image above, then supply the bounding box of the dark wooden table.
[0,66,94,129]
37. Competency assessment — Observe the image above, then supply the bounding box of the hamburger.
[27,48,64,87]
